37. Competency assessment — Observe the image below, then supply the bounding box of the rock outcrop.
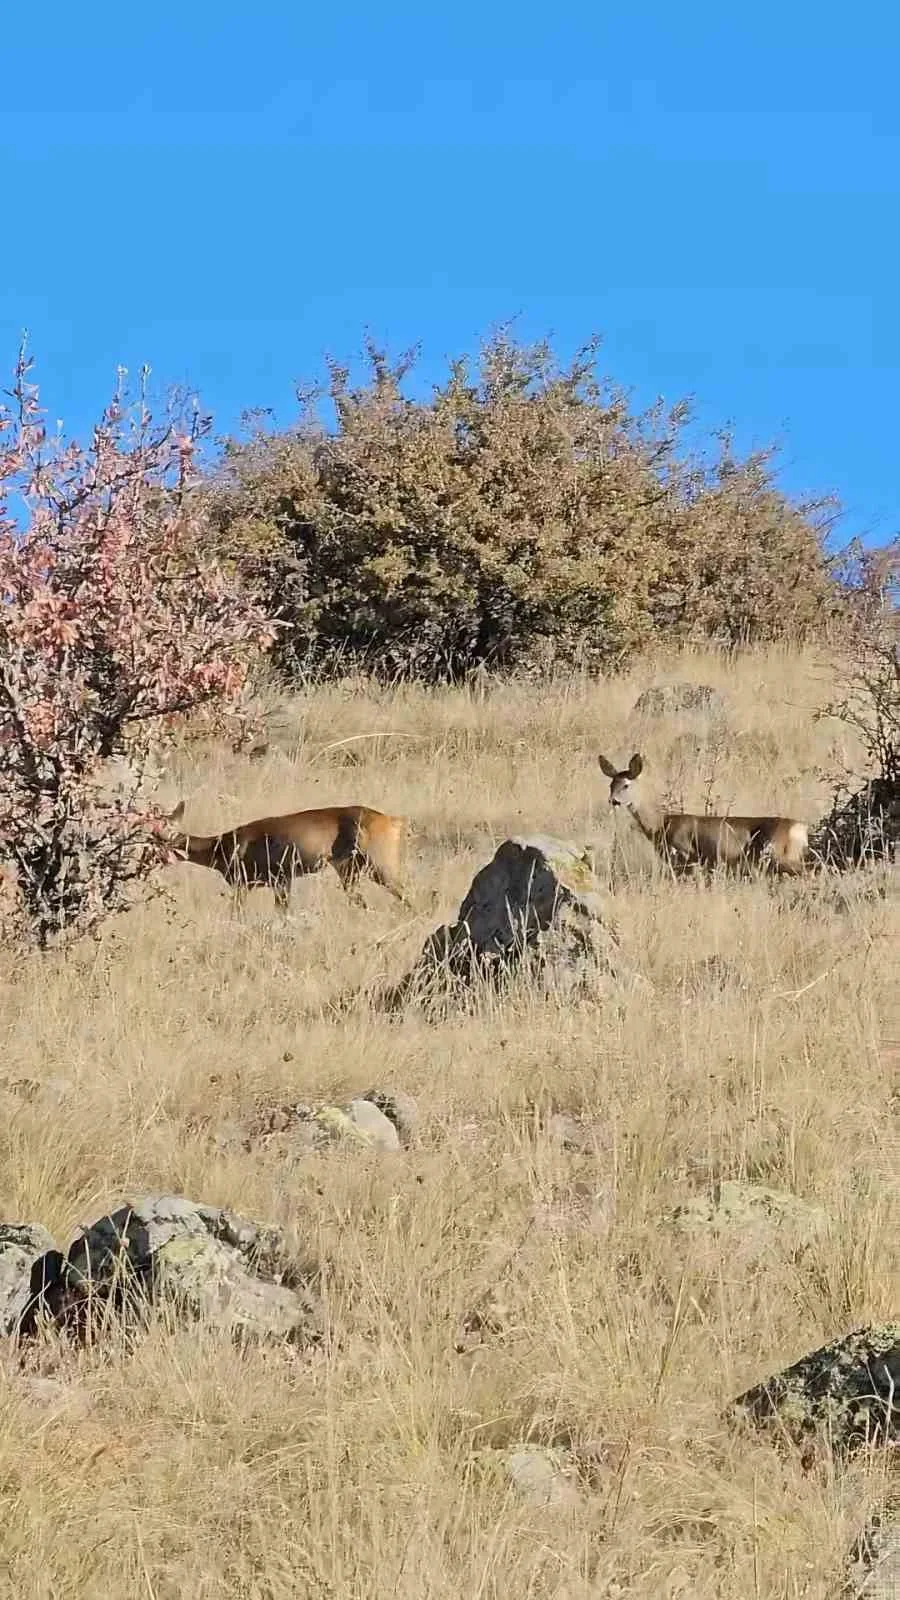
[375,835,629,1013]
[0,1196,322,1347]
[727,1322,899,1457]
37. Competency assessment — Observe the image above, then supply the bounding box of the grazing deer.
[597,752,809,875]
[166,802,410,909]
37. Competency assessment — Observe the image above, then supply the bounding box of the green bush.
[208,332,843,681]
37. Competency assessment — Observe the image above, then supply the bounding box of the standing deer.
[166,801,410,909]
[597,753,809,875]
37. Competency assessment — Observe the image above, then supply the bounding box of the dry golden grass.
[0,646,896,1599]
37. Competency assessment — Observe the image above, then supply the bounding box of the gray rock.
[503,1446,582,1509]
[0,1223,65,1337]
[64,1195,321,1344]
[727,1323,900,1457]
[633,682,725,717]
[361,1088,419,1144]
[375,836,629,1013]
[346,1099,401,1151]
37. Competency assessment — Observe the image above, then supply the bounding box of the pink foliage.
[0,346,274,946]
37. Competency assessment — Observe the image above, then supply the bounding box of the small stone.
[0,1075,73,1102]
[312,1105,373,1144]
[346,1099,401,1152]
[16,1375,93,1419]
[454,1293,511,1352]
[503,1446,582,1509]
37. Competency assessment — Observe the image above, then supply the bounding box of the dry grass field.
[0,646,896,1599]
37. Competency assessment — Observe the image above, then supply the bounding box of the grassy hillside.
[0,645,896,1598]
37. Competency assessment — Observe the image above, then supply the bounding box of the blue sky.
[1,1,896,547]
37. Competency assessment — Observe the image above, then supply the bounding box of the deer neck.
[174,832,218,869]
[626,795,665,845]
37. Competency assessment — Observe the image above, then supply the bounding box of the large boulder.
[727,1323,899,1457]
[374,835,629,1013]
[64,1194,322,1344]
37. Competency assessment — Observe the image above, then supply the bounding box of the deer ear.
[166,800,186,824]
[597,754,618,778]
[627,753,643,778]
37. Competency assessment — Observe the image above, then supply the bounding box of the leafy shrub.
[811,563,900,867]
[0,349,273,947]
[209,332,842,681]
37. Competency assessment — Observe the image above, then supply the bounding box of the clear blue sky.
[1,2,896,547]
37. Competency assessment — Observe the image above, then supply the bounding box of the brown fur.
[166,801,410,909]
[597,752,809,875]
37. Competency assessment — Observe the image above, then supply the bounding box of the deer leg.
[774,856,806,878]
[331,854,368,908]
[366,861,411,907]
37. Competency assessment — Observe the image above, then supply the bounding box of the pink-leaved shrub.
[0,347,273,947]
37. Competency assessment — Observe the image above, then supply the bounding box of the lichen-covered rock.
[64,1195,321,1344]
[376,836,628,1013]
[0,1223,65,1337]
[669,1181,828,1247]
[727,1323,899,1456]
[633,682,724,717]
[254,1099,402,1154]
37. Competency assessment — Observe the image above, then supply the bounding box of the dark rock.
[727,1323,899,1457]
[0,1223,66,1338]
[374,835,631,1014]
